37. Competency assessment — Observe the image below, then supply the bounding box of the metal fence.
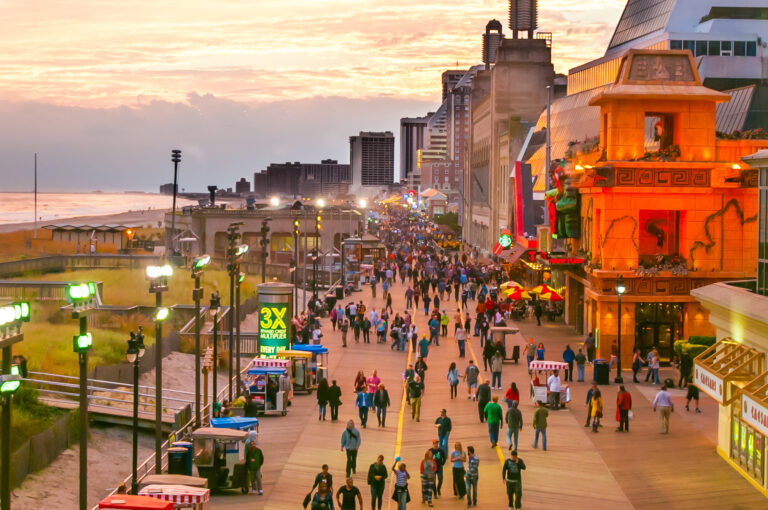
[0,254,164,277]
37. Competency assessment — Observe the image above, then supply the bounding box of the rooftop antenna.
[509,0,538,39]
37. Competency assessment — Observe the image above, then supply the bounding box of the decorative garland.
[689,198,758,265]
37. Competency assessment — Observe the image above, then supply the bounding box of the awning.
[741,371,768,438]
[694,338,764,404]
[250,358,290,368]
[139,485,210,505]
[503,244,528,265]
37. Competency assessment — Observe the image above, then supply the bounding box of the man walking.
[484,396,504,447]
[505,401,523,450]
[476,380,491,423]
[652,384,674,434]
[336,478,363,510]
[502,450,526,510]
[312,464,334,493]
[585,383,597,427]
[563,345,575,382]
[409,375,425,422]
[341,420,362,477]
[435,409,452,455]
[374,383,390,427]
[464,360,479,400]
[339,316,349,348]
[428,315,440,346]
[367,455,388,510]
[547,370,561,410]
[584,331,596,362]
[428,440,446,498]
[465,446,480,508]
[456,326,467,358]
[532,400,548,451]
[616,385,632,432]
[491,351,504,390]
[575,348,587,382]
[245,440,264,494]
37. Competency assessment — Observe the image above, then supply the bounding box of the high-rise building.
[235,177,251,194]
[442,71,466,102]
[400,114,432,184]
[349,131,395,192]
[253,159,350,197]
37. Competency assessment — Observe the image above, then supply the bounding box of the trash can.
[170,441,194,475]
[167,447,190,475]
[335,286,344,300]
[593,359,610,385]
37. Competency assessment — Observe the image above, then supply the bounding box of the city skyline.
[0,0,625,192]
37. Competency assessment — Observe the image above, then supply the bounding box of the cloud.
[0,94,434,192]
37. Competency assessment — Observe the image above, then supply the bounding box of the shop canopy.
[249,358,290,369]
[529,361,569,371]
[740,371,768,438]
[98,495,173,510]
[694,338,764,404]
[138,485,210,506]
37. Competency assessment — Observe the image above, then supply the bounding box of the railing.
[0,280,104,302]
[0,254,164,277]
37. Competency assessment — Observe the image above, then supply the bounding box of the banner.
[694,364,724,403]
[259,302,290,357]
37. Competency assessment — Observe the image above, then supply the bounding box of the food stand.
[489,326,522,363]
[276,350,315,393]
[191,427,250,494]
[138,485,210,510]
[528,360,571,406]
[210,416,259,433]
[99,495,173,510]
[291,344,330,384]
[138,475,208,491]
[246,360,290,415]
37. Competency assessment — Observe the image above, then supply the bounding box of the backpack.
[504,459,520,479]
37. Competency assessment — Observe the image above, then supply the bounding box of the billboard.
[259,302,290,357]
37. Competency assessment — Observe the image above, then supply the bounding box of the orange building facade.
[560,50,767,365]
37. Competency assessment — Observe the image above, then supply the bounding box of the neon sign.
[259,303,289,357]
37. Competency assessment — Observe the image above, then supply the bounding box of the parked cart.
[138,485,210,509]
[528,360,571,407]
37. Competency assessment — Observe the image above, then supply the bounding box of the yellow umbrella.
[530,284,557,295]
[536,291,563,302]
[500,281,524,293]
[504,289,532,301]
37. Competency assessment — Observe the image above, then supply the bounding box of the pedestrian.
[374,383,390,427]
[464,360,479,399]
[479,315,489,346]
[532,400,548,451]
[440,310,449,336]
[482,339,495,372]
[547,370,561,410]
[415,357,428,385]
[352,317,361,344]
[456,326,467,358]
[584,331,596,362]
[354,371,367,393]
[435,408,452,455]
[341,420,361,477]
[423,294,432,316]
[534,300,543,325]
[502,449,526,510]
[584,382,597,427]
[428,439,446,497]
[631,348,642,383]
[484,395,504,447]
[650,348,661,384]
[504,382,520,409]
[331,305,339,331]
[536,342,545,361]
[367,455,388,510]
[328,380,342,421]
[652,384,674,434]
[563,345,575,382]
[409,326,418,353]
[454,309,463,333]
[366,370,381,410]
[418,335,431,360]
[433,294,441,312]
[362,316,371,344]
[420,451,437,506]
[312,464,334,492]
[447,362,460,399]
[464,446,479,508]
[686,383,701,413]
[386,293,393,314]
[450,442,467,499]
[505,400,523,450]
[679,352,693,388]
[491,351,504,389]
[476,380,491,423]
[336,477,363,510]
[575,348,587,382]
[428,315,440,346]
[245,441,264,495]
[391,458,411,510]
[616,385,632,432]
[524,339,536,369]
[317,378,329,421]
[591,388,603,433]
[355,390,369,428]
[311,481,334,510]
[409,375,425,421]
[339,316,349,348]
[405,286,414,309]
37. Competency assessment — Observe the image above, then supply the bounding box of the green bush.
[688,336,716,347]
[674,342,711,360]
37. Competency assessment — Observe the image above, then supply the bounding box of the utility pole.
[170,150,181,254]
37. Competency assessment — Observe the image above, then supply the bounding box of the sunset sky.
[0,0,626,191]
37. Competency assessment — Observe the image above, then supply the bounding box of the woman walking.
[317,378,329,421]
[450,442,467,500]
[391,458,410,510]
[310,481,333,509]
[504,382,520,409]
[591,389,604,433]
[354,371,367,393]
[447,362,460,399]
[420,451,437,507]
[536,342,546,361]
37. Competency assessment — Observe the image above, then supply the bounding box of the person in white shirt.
[547,370,561,409]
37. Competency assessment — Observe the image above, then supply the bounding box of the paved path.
[210,271,765,509]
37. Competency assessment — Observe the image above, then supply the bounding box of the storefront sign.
[259,303,289,357]
[548,257,584,265]
[694,364,724,403]
[743,395,768,438]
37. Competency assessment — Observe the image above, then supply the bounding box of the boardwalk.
[211,273,765,509]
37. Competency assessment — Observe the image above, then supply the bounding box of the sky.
[0,0,626,192]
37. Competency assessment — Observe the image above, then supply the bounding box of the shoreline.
[0,209,169,234]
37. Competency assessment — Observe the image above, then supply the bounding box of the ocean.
[0,192,198,225]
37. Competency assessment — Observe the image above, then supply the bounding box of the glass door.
[656,324,674,364]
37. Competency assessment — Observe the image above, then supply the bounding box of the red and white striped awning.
[529,361,568,371]
[139,485,210,505]
[250,357,290,368]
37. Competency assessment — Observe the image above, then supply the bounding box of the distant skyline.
[0,0,626,192]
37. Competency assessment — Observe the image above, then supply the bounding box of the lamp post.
[66,283,97,510]
[615,275,626,384]
[226,222,245,402]
[146,264,172,473]
[235,272,244,396]
[0,301,29,510]
[191,255,210,427]
[127,327,146,494]
[170,149,181,255]
[292,219,300,313]
[259,218,272,284]
[210,291,220,416]
[313,213,321,301]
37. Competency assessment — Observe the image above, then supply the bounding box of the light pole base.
[614,376,624,384]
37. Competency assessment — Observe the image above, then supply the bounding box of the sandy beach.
[0,208,168,234]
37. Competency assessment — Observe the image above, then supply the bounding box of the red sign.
[526,251,584,265]
[548,257,585,265]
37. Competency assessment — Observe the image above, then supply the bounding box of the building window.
[734,41,746,56]
[645,113,674,152]
[722,40,732,55]
[638,210,680,263]
[747,41,758,56]
[671,40,682,50]
[683,40,695,54]
[695,40,708,57]
[708,40,721,56]
[731,404,766,485]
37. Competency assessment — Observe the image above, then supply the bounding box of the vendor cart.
[138,475,208,491]
[99,495,173,510]
[210,416,259,433]
[276,350,315,393]
[528,360,571,407]
[291,344,330,383]
[245,366,289,416]
[191,427,250,494]
[489,326,521,363]
[139,485,210,510]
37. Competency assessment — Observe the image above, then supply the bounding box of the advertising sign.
[694,364,724,403]
[259,303,289,357]
[743,394,768,438]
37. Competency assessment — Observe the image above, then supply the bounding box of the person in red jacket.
[616,385,632,432]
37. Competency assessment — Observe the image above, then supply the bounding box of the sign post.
[257,282,293,358]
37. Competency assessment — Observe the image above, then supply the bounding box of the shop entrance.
[635,303,683,363]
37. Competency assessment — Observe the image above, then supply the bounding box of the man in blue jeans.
[532,400,548,451]
[465,446,479,507]
[435,409,452,454]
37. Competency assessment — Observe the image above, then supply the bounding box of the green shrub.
[688,336,716,347]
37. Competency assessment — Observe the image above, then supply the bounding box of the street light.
[146,264,171,473]
[316,198,326,208]
[269,196,280,207]
[210,291,221,416]
[259,218,272,283]
[127,327,146,494]
[170,149,182,255]
[615,275,626,384]
[191,254,210,427]
[226,222,246,402]
[358,199,367,209]
[0,301,28,510]
[235,271,245,396]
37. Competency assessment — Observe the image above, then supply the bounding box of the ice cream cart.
[246,362,290,416]
[138,485,210,509]
[290,344,330,385]
[276,350,315,393]
[528,360,571,406]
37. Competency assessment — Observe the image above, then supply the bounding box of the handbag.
[302,492,312,508]
[628,410,634,420]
